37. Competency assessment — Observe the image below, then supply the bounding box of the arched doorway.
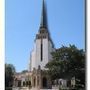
[42,77,47,88]
[33,77,36,87]
[18,80,21,87]
[28,81,31,86]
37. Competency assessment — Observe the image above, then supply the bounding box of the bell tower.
[30,0,55,71]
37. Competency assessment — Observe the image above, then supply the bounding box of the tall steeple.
[36,0,54,47]
[30,0,55,72]
[40,0,48,28]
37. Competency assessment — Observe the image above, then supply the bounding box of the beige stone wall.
[31,69,51,89]
[13,69,51,89]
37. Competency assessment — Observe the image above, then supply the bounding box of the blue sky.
[6,0,85,72]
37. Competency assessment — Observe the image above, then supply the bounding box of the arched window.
[23,81,25,86]
[37,76,39,86]
[26,81,28,87]
[41,42,43,61]
[28,81,31,86]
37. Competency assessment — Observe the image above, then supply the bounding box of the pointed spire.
[40,0,48,28]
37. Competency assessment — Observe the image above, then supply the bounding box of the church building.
[13,1,76,90]
[30,0,55,71]
[29,0,55,89]
[13,0,55,89]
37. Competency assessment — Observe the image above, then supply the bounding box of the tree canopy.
[21,70,28,73]
[45,45,85,86]
[5,63,16,87]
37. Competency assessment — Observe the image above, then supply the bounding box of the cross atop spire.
[40,0,48,28]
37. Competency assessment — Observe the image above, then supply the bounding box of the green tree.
[21,70,28,73]
[45,45,85,86]
[5,63,16,88]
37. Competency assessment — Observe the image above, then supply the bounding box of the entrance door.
[42,77,47,88]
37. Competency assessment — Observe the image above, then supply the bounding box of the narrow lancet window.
[41,41,43,61]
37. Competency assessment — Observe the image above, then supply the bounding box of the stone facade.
[13,0,77,89]
[14,0,54,89]
[13,72,31,87]
[31,68,52,89]
[13,68,52,89]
